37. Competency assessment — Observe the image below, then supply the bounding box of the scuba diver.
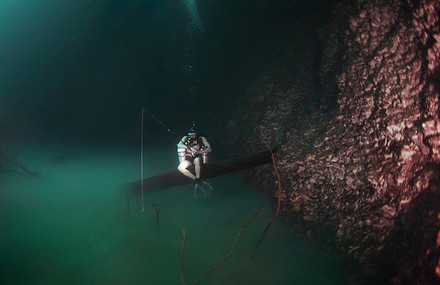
[177,122,213,198]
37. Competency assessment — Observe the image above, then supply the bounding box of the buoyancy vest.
[178,135,209,164]
[184,136,206,150]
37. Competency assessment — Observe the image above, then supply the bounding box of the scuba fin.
[193,179,213,199]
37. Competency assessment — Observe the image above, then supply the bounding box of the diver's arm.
[178,136,198,156]
[177,136,189,151]
[198,137,212,154]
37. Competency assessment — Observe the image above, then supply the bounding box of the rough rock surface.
[235,0,440,283]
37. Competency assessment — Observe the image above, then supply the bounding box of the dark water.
[0,0,334,143]
[0,0,345,284]
[0,143,346,284]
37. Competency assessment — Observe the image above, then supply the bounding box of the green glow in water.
[0,144,347,284]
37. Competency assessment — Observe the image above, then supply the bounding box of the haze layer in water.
[0,142,347,284]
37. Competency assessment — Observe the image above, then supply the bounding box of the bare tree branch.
[190,207,260,285]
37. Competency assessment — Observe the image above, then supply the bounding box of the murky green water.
[0,143,347,284]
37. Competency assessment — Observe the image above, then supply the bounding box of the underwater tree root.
[152,203,160,228]
[0,150,39,176]
[180,229,186,285]
[179,144,280,283]
[250,144,282,258]
[180,207,260,285]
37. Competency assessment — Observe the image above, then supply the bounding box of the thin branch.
[152,203,161,228]
[250,143,283,258]
[269,143,282,217]
[191,207,260,285]
[180,229,186,285]
[0,151,39,176]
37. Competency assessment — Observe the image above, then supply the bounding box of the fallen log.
[128,149,276,193]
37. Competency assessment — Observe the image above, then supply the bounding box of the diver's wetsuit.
[178,135,208,164]
[176,126,212,198]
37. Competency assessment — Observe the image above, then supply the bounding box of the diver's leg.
[193,157,213,198]
[192,158,204,198]
[194,157,201,179]
[177,161,196,180]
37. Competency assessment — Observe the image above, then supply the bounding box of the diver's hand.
[189,148,198,157]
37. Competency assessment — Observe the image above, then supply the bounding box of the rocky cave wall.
[234,0,440,283]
